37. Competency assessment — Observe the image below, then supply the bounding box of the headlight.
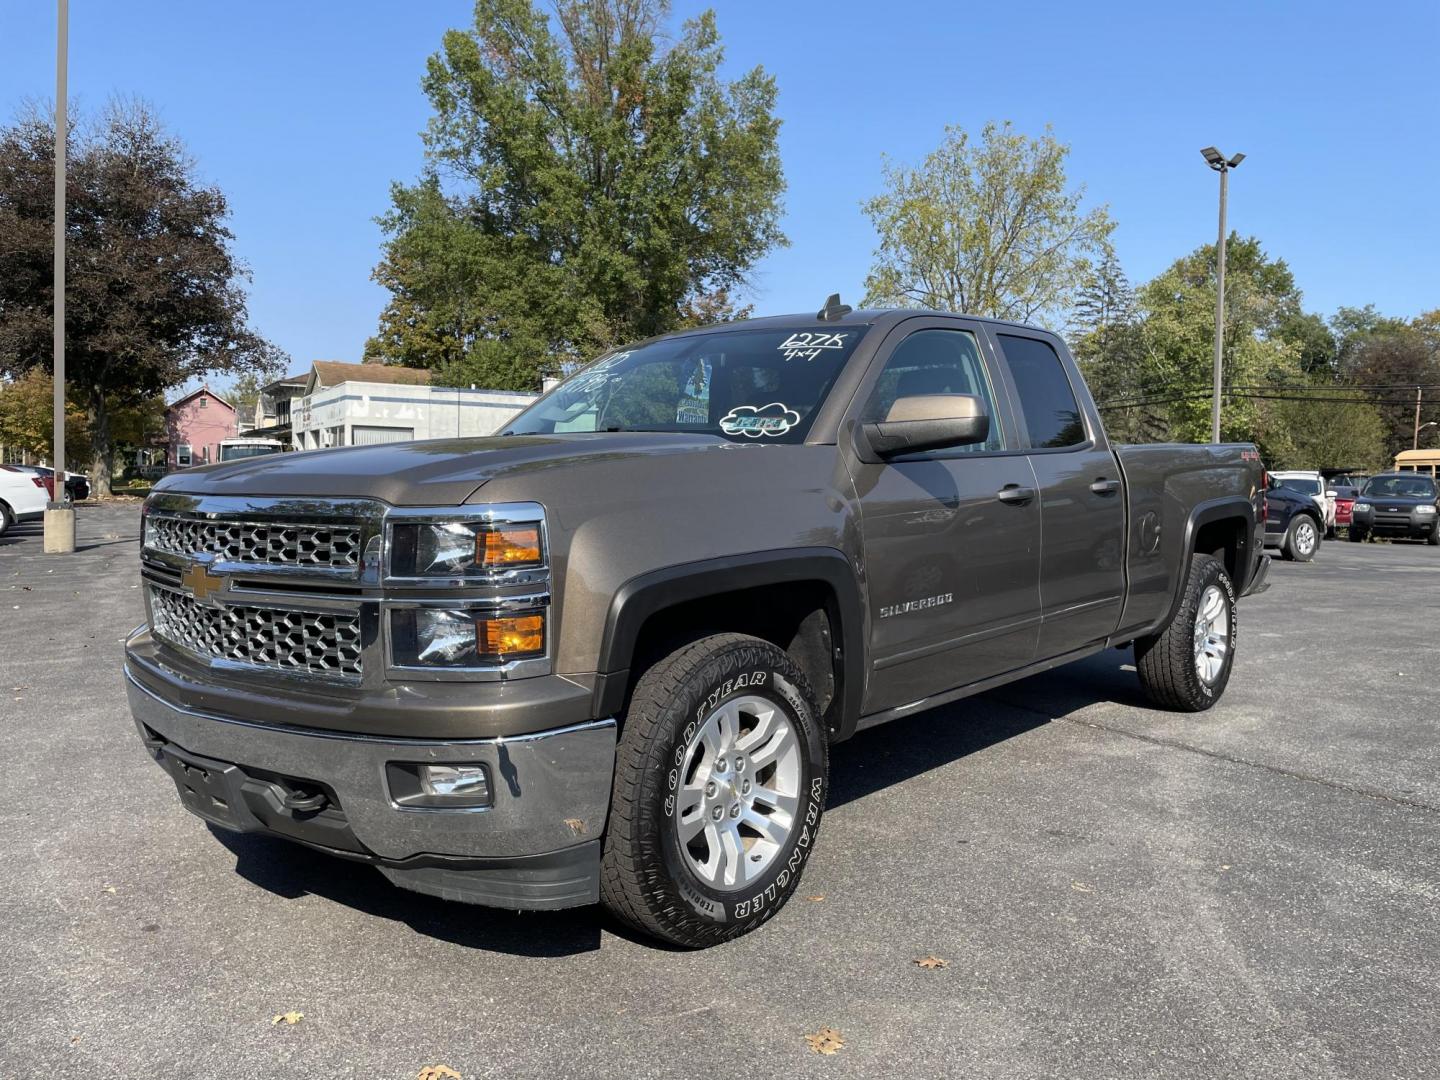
[388,505,546,580]
[1416,505,1436,515]
[391,607,546,668]
[1353,502,1371,513]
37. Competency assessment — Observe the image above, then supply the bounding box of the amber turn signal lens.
[477,523,543,569]
[478,613,545,658]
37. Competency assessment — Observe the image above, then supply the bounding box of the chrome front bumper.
[124,668,616,863]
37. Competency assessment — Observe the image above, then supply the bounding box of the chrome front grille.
[149,586,363,678]
[145,515,361,570]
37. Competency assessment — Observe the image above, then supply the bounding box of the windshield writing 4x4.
[503,327,869,443]
[1363,476,1437,499]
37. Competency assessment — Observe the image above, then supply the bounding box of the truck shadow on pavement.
[209,826,609,956]
[827,648,1148,810]
[207,649,1144,954]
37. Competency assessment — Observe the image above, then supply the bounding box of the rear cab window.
[994,334,1087,449]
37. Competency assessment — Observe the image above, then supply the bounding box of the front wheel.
[1135,554,1237,712]
[1284,516,1319,561]
[1428,523,1440,547]
[1349,527,1367,542]
[600,633,828,948]
[0,501,12,538]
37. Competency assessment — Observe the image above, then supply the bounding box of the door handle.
[1090,478,1121,496]
[996,484,1036,506]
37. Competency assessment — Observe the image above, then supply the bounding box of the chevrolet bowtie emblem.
[180,559,225,602]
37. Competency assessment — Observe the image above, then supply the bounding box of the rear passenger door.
[989,329,1126,658]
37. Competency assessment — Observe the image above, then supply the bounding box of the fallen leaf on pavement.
[1070,881,1094,893]
[806,895,825,902]
[804,1027,845,1055]
[417,1067,462,1080]
[914,955,949,969]
[271,1011,304,1026]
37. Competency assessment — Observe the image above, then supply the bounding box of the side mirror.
[862,394,990,458]
[1325,489,1337,498]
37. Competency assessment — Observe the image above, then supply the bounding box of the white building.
[289,361,537,450]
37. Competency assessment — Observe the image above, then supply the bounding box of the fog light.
[420,764,490,800]
[387,761,492,809]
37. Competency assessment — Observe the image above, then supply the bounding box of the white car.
[1269,470,1336,535]
[0,464,50,536]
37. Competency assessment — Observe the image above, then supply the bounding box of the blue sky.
[2,0,1437,387]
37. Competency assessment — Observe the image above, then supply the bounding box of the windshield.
[503,326,870,443]
[1363,475,1437,500]
[1278,477,1323,496]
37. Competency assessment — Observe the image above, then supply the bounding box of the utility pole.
[1201,147,1245,444]
[44,0,75,554]
[1415,387,1424,450]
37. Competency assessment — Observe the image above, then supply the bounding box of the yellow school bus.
[1393,449,1440,477]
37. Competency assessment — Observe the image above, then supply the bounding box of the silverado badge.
[180,558,225,603]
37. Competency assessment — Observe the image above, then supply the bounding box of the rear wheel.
[0,501,12,538]
[1283,515,1319,561]
[600,633,828,948]
[1135,554,1237,712]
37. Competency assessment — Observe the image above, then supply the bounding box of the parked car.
[1331,483,1358,535]
[10,464,90,502]
[1264,476,1323,560]
[124,301,1270,948]
[0,464,51,536]
[1269,471,1334,536]
[1349,472,1440,545]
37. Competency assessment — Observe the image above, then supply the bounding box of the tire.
[1135,554,1237,712]
[600,633,828,948]
[0,502,11,538]
[1283,515,1319,561]
[1349,527,1366,542]
[1428,523,1439,547]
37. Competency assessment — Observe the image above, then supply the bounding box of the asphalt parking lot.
[2,503,1437,1080]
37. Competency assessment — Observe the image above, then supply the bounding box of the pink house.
[165,387,237,470]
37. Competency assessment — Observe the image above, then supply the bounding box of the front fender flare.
[592,547,865,740]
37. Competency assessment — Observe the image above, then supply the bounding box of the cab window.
[861,329,1004,452]
[996,334,1087,449]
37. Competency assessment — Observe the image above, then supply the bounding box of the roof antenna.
[816,293,852,321]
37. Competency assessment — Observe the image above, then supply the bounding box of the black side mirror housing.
[861,394,990,459]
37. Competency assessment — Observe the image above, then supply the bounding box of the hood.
[152,432,732,506]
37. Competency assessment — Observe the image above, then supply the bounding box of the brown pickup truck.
[126,298,1269,947]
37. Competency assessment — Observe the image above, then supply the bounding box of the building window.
[198,397,208,408]
[176,444,193,467]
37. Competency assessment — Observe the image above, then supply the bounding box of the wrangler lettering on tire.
[600,634,828,948]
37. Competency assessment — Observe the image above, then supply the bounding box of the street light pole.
[1201,147,1245,444]
[44,0,75,554]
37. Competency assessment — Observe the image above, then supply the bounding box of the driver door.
[846,319,1042,715]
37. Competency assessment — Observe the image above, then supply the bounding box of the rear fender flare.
[1154,497,1257,634]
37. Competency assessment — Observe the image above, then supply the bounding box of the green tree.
[366,0,786,391]
[0,102,284,494]
[1256,394,1388,471]
[1124,235,1309,450]
[1334,307,1440,458]
[860,121,1114,324]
